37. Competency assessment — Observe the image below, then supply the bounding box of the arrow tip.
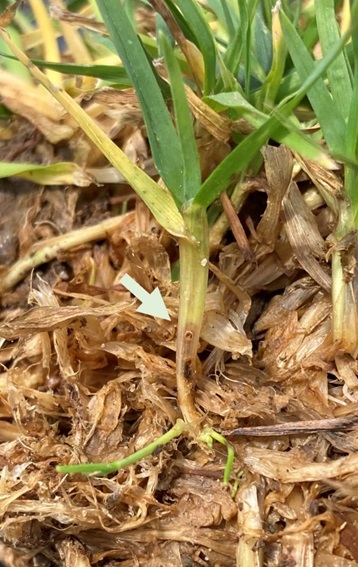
[136,287,171,320]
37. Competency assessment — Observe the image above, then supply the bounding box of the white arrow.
[119,274,170,321]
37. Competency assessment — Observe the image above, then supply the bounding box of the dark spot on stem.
[152,445,163,456]
[184,360,193,380]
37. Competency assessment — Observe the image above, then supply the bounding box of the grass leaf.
[204,91,329,162]
[161,34,201,204]
[219,0,237,39]
[0,161,95,185]
[96,0,184,197]
[0,53,133,86]
[280,8,346,154]
[253,6,272,76]
[193,114,278,207]
[238,0,250,95]
[315,0,352,122]
[260,2,287,110]
[0,25,31,81]
[196,21,356,209]
[344,1,358,220]
[241,0,259,97]
[222,22,242,75]
[165,0,217,94]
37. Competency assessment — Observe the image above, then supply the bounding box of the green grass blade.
[345,34,358,165]
[0,53,133,86]
[220,0,237,39]
[238,0,250,95]
[0,26,31,81]
[216,50,243,92]
[0,161,94,185]
[241,0,259,97]
[223,22,242,74]
[92,32,191,75]
[1,38,180,95]
[204,91,328,162]
[280,8,346,154]
[195,22,356,208]
[315,0,352,122]
[158,0,197,43]
[260,3,287,110]
[165,0,217,94]
[161,34,201,204]
[194,115,277,207]
[344,2,358,223]
[57,420,186,476]
[274,70,302,100]
[207,0,239,28]
[253,6,272,76]
[156,13,174,57]
[96,0,183,199]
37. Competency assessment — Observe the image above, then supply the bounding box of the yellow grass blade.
[51,1,93,65]
[28,0,62,86]
[0,28,188,240]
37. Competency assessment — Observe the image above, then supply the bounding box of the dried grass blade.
[0,215,131,294]
[244,448,358,483]
[58,539,91,567]
[257,145,293,248]
[0,304,124,338]
[293,152,341,216]
[28,0,62,86]
[335,512,358,562]
[236,484,263,567]
[185,85,232,143]
[221,191,255,263]
[0,68,65,121]
[224,415,358,437]
[280,534,314,567]
[282,183,331,291]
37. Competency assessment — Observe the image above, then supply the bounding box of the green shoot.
[199,428,235,485]
[57,420,186,475]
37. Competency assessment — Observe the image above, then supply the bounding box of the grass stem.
[331,199,358,356]
[176,203,209,424]
[56,420,186,475]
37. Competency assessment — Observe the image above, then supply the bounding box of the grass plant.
[2,0,358,563]
[1,0,358,474]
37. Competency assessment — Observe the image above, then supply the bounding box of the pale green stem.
[56,419,186,475]
[331,188,358,356]
[176,203,209,424]
[200,428,235,484]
